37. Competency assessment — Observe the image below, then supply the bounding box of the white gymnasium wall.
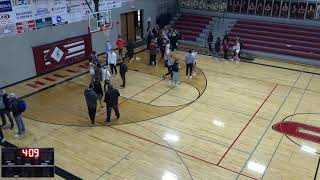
[0,0,178,88]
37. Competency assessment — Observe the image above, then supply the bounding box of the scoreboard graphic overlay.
[1,148,54,178]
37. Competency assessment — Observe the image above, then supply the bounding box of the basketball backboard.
[88,10,112,33]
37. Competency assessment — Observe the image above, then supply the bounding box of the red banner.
[32,34,92,74]
[16,20,36,33]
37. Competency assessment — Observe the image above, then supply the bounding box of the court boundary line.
[217,83,278,166]
[176,49,320,75]
[314,157,320,180]
[260,75,314,179]
[108,126,258,180]
[235,72,302,179]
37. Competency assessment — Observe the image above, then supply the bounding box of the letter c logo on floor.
[273,121,320,144]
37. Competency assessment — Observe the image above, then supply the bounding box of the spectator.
[119,60,128,88]
[89,62,95,82]
[147,31,153,50]
[102,65,111,92]
[116,35,125,60]
[0,89,14,129]
[104,85,120,123]
[223,31,229,44]
[165,40,171,60]
[105,41,112,65]
[213,37,221,60]
[171,59,180,87]
[108,50,117,75]
[233,38,241,63]
[208,31,214,53]
[223,39,230,62]
[185,50,195,79]
[84,84,98,125]
[149,39,157,66]
[160,39,166,59]
[192,50,198,76]
[93,64,103,108]
[170,29,179,52]
[90,51,98,65]
[10,93,25,138]
[163,54,174,81]
[126,40,135,62]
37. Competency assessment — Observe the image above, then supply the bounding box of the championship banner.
[35,17,52,29]
[34,1,51,19]
[0,0,12,13]
[99,0,122,11]
[0,0,15,38]
[81,0,93,18]
[67,0,83,23]
[13,0,34,23]
[50,0,68,25]
[16,20,36,33]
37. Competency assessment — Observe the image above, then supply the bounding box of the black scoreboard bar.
[1,148,54,178]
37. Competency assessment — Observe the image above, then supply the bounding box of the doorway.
[120,10,144,43]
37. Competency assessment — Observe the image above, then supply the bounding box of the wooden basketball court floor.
[1,50,320,180]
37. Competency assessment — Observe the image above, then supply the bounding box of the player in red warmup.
[116,35,126,60]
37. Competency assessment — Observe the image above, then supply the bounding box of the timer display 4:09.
[2,148,54,165]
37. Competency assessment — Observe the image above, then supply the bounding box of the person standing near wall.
[116,35,125,60]
[10,94,26,138]
[0,89,14,129]
[214,37,221,60]
[104,85,120,123]
[108,50,118,75]
[84,84,98,125]
[185,50,195,79]
[208,31,214,53]
[223,39,230,63]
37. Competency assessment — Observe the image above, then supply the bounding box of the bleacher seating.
[228,20,320,61]
[174,14,212,42]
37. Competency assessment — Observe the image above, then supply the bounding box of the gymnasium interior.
[0,0,320,179]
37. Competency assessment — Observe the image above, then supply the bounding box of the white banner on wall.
[34,0,51,19]
[13,0,34,23]
[50,0,68,25]
[99,0,122,11]
[67,0,83,23]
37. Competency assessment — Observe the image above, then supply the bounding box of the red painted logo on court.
[273,121,320,144]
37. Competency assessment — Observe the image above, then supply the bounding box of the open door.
[120,10,143,42]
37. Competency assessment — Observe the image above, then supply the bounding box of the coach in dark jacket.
[104,85,120,122]
[84,84,98,125]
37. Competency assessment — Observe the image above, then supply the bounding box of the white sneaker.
[190,76,192,79]
[175,84,179,87]
[1,138,5,143]
[14,134,20,138]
